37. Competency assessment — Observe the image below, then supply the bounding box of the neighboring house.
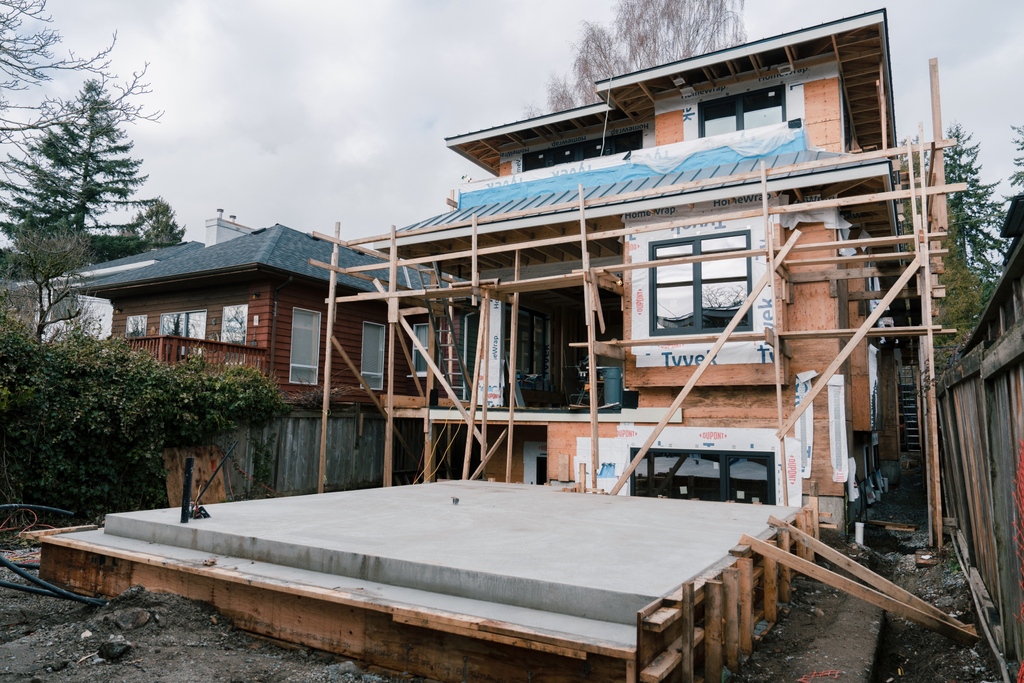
[83,212,419,398]
[328,9,954,533]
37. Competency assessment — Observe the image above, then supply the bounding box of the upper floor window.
[700,86,784,138]
[290,308,320,385]
[125,314,147,338]
[221,304,248,344]
[160,310,206,339]
[522,129,644,172]
[650,232,752,336]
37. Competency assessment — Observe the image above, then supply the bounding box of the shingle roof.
[84,225,397,294]
[84,241,206,270]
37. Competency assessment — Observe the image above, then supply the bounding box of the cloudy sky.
[42,0,1024,245]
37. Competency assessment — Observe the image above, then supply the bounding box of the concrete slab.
[101,481,795,625]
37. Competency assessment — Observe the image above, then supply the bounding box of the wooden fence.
[220,406,423,497]
[937,314,1024,665]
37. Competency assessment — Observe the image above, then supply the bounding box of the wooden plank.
[768,516,965,629]
[778,529,792,603]
[763,542,778,623]
[318,222,341,494]
[737,557,754,656]
[462,295,489,479]
[469,428,508,480]
[740,534,978,645]
[19,525,98,540]
[681,582,695,683]
[722,566,740,672]
[703,580,723,683]
[506,251,521,483]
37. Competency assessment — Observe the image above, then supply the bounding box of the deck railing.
[127,335,269,372]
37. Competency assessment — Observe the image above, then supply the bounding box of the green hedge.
[0,311,287,517]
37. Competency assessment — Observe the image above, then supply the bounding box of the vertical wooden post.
[764,547,779,623]
[578,462,587,493]
[462,293,489,479]
[680,582,694,683]
[779,528,792,602]
[318,221,341,494]
[471,214,479,306]
[480,296,491,478]
[929,58,947,231]
[809,481,820,540]
[877,64,888,151]
[737,557,754,656]
[704,579,724,682]
[384,225,398,488]
[762,162,789,507]
[578,184,599,490]
[505,252,521,483]
[723,566,740,672]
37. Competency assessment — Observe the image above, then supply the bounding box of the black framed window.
[649,231,752,335]
[522,129,644,171]
[699,86,784,138]
[630,449,775,504]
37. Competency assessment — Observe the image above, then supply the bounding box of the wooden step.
[639,628,705,683]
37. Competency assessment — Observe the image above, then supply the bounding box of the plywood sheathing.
[654,109,685,146]
[804,77,843,152]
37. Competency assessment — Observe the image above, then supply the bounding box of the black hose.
[0,554,106,606]
[0,504,74,517]
[0,579,64,598]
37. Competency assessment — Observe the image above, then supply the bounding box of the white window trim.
[412,322,429,378]
[289,307,321,385]
[221,303,249,345]
[361,321,385,391]
[125,314,148,338]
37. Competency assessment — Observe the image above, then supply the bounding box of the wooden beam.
[463,294,490,479]
[609,230,802,495]
[580,185,599,490]
[567,340,626,360]
[506,251,521,484]
[704,580,724,682]
[741,534,978,645]
[318,222,341,494]
[470,428,509,480]
[384,225,398,488]
[767,516,967,629]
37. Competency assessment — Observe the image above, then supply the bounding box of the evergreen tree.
[134,197,184,249]
[1010,124,1024,193]
[943,122,1007,289]
[0,79,149,258]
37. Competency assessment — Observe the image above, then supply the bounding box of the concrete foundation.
[95,481,792,628]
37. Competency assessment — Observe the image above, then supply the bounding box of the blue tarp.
[460,130,808,209]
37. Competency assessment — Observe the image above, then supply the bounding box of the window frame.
[521,129,644,172]
[648,230,753,337]
[221,304,249,345]
[412,322,429,376]
[361,321,386,391]
[160,310,207,339]
[698,85,786,138]
[289,307,321,385]
[629,448,776,504]
[125,314,147,338]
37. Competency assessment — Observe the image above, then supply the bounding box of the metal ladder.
[430,262,469,400]
[898,367,921,453]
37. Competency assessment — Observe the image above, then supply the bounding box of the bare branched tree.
[2,230,90,340]
[545,0,746,112]
[0,0,160,158]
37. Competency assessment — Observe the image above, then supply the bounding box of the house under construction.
[318,9,954,541]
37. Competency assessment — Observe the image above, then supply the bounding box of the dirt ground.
[735,470,1003,683]
[0,473,1005,682]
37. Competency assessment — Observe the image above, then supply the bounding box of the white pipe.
[854,521,865,545]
